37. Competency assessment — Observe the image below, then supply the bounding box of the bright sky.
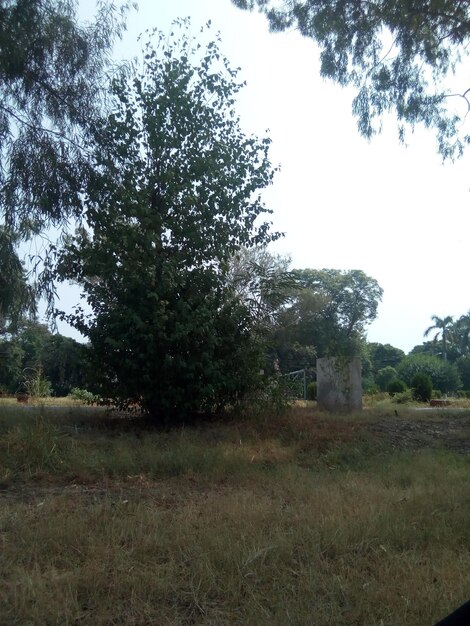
[63,0,470,354]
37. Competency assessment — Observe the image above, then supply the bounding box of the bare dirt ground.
[367,410,470,455]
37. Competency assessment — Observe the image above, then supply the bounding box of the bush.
[388,379,407,396]
[362,375,378,395]
[234,376,292,419]
[412,372,432,402]
[376,366,399,391]
[432,389,442,399]
[306,381,317,401]
[69,388,99,404]
[391,389,414,404]
[23,367,52,398]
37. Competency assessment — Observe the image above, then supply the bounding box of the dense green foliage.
[411,372,433,403]
[274,269,382,369]
[232,0,470,159]
[397,354,461,394]
[387,378,407,396]
[0,321,87,395]
[368,342,405,375]
[306,380,317,400]
[455,356,470,391]
[375,366,399,392]
[55,22,278,421]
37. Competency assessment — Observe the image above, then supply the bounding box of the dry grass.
[1,403,469,625]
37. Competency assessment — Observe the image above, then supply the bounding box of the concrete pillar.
[316,357,362,412]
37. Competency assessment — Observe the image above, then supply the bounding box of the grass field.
[0,400,469,625]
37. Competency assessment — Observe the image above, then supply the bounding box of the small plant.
[69,387,99,404]
[390,389,414,404]
[387,379,407,396]
[23,367,52,398]
[412,372,433,402]
[235,376,292,419]
[306,381,317,401]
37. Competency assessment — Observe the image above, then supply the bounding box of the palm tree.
[424,315,454,361]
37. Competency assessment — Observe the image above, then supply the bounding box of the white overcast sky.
[63,0,470,354]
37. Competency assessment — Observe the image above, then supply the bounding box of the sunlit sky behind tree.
[65,0,470,354]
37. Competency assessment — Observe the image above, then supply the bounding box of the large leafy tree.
[0,0,132,319]
[293,268,383,356]
[41,333,88,396]
[55,22,278,421]
[232,0,470,159]
[367,342,405,374]
[272,268,383,367]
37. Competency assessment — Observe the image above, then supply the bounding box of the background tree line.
[0,320,87,396]
[363,312,470,396]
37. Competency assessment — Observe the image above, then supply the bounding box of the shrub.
[391,389,414,404]
[412,373,432,402]
[376,366,399,391]
[362,375,378,395]
[23,367,52,398]
[234,376,292,419]
[306,381,317,401]
[388,379,407,396]
[432,389,442,399]
[69,388,99,404]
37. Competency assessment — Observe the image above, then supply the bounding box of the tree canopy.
[270,268,383,370]
[397,353,461,393]
[367,342,405,374]
[232,0,470,159]
[55,21,279,421]
[293,268,383,351]
[0,0,133,234]
[0,227,35,331]
[0,0,132,322]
